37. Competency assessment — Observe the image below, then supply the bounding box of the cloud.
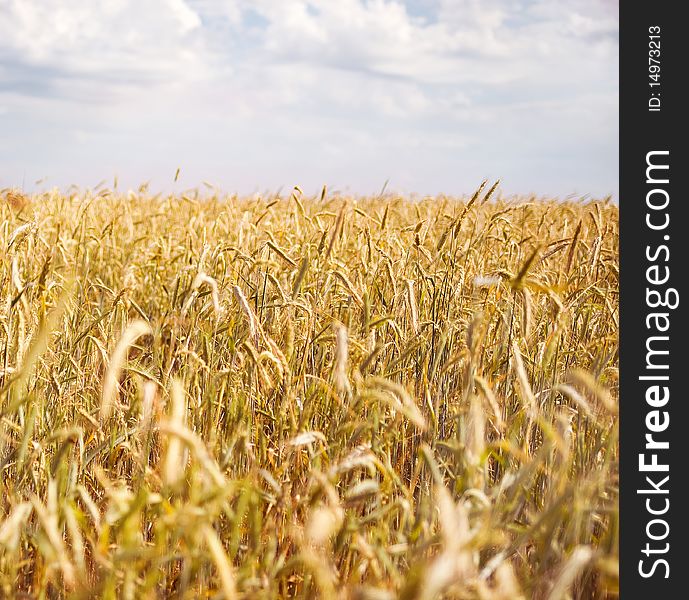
[0,0,208,98]
[0,0,618,198]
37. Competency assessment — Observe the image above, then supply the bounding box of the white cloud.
[0,0,618,198]
[0,0,207,93]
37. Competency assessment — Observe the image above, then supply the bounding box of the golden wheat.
[0,186,618,599]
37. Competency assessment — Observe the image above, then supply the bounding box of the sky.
[0,0,618,199]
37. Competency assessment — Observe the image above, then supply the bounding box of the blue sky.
[0,0,618,198]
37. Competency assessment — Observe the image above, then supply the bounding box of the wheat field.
[0,185,618,599]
